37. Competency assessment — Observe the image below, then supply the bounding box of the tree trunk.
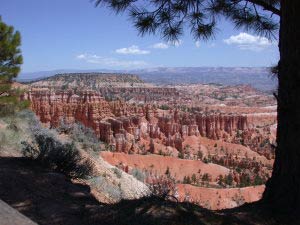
[263,0,300,212]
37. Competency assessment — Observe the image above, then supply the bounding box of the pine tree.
[197,149,203,160]
[254,174,264,186]
[218,175,224,186]
[183,175,187,184]
[165,166,170,177]
[185,175,191,184]
[191,173,197,184]
[224,173,233,186]
[239,173,251,187]
[202,173,210,182]
[149,138,155,154]
[0,17,27,116]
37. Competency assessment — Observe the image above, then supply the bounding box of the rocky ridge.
[24,90,276,154]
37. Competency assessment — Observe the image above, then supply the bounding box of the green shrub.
[22,128,93,179]
[89,176,122,201]
[158,104,170,110]
[57,121,102,152]
[202,173,210,182]
[148,176,177,201]
[254,174,264,186]
[21,141,39,158]
[183,175,191,184]
[0,110,39,154]
[0,104,15,117]
[239,173,251,187]
[224,174,233,186]
[113,167,122,179]
[197,150,203,160]
[131,168,145,182]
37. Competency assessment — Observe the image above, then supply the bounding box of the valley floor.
[0,156,296,225]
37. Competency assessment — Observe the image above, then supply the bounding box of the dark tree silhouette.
[94,0,279,41]
[94,0,300,212]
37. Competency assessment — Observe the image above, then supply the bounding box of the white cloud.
[224,32,273,51]
[151,42,169,49]
[167,39,183,47]
[149,40,183,49]
[115,45,150,55]
[76,54,86,59]
[195,41,201,48]
[76,53,148,68]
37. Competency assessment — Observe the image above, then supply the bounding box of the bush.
[239,173,251,187]
[183,175,191,184]
[131,168,145,182]
[197,150,203,160]
[22,128,93,179]
[148,175,177,202]
[89,176,122,201]
[21,141,39,158]
[158,104,170,110]
[57,121,102,152]
[112,167,122,179]
[202,173,210,182]
[254,174,264,186]
[0,110,40,154]
[0,104,15,117]
[224,174,233,186]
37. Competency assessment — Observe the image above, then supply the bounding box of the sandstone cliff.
[24,90,276,154]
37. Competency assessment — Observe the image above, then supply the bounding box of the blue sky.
[1,0,279,73]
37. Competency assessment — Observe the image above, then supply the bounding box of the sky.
[1,0,279,73]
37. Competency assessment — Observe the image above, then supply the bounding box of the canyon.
[22,73,277,209]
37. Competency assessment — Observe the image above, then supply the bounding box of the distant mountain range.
[18,67,277,92]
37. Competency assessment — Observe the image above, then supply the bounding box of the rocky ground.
[0,157,296,225]
[0,198,37,225]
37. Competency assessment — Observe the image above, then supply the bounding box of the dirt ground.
[0,157,296,225]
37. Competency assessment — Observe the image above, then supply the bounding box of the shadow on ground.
[0,157,297,225]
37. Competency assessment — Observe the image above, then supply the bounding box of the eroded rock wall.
[25,90,276,153]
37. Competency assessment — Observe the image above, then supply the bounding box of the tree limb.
[245,0,280,16]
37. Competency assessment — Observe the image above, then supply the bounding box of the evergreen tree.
[239,173,251,187]
[224,173,233,186]
[94,0,300,212]
[217,175,224,186]
[183,175,187,184]
[0,17,28,116]
[165,166,170,177]
[202,173,210,182]
[191,173,197,184]
[186,175,191,184]
[254,174,264,186]
[149,138,155,154]
[197,149,203,160]
[178,151,184,159]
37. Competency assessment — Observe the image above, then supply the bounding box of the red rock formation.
[195,114,248,139]
[25,90,276,154]
[147,124,161,139]
[156,112,249,141]
[25,90,113,128]
[24,90,149,152]
[99,121,114,142]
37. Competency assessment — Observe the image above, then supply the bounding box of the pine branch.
[245,0,280,16]
[94,0,279,41]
